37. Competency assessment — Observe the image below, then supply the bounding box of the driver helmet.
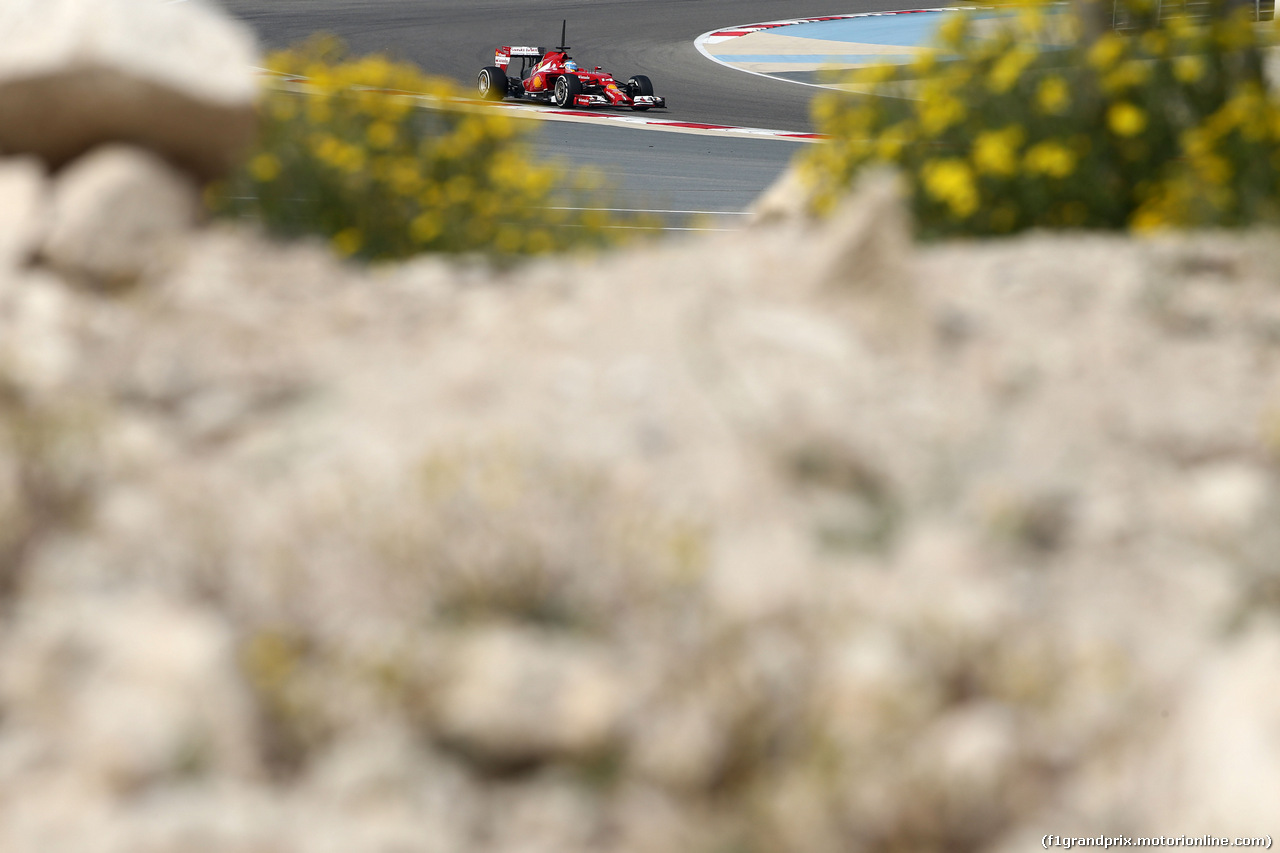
[564,60,579,72]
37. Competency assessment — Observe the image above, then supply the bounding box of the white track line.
[694,7,984,92]
[572,225,741,232]
[545,206,751,215]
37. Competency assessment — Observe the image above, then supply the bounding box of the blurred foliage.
[802,1,1280,236]
[207,37,657,261]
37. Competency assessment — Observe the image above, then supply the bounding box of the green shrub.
[802,2,1280,236]
[207,38,657,261]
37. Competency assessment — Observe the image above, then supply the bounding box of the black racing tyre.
[627,74,653,111]
[553,73,583,108]
[477,65,507,101]
[627,74,653,96]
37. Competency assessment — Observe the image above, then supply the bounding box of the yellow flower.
[249,153,282,182]
[1035,76,1070,114]
[486,115,517,140]
[876,122,914,161]
[388,160,421,196]
[1192,152,1232,185]
[912,49,938,75]
[351,56,391,88]
[367,121,396,149]
[1220,86,1268,140]
[325,142,365,174]
[1182,127,1211,158]
[1173,55,1205,84]
[410,212,443,243]
[305,63,335,89]
[1130,205,1171,232]
[1140,31,1168,57]
[1103,60,1151,93]
[1016,4,1044,35]
[843,104,881,134]
[812,94,842,125]
[921,158,979,218]
[937,12,970,48]
[310,133,342,168]
[475,195,501,221]
[972,125,1025,176]
[1023,140,1076,178]
[919,94,966,134]
[445,175,473,204]
[1165,12,1195,40]
[1108,102,1147,137]
[988,47,1035,94]
[943,61,974,88]
[854,63,897,86]
[1087,33,1125,69]
[333,227,363,256]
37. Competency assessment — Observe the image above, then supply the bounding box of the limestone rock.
[813,168,921,348]
[0,130,1277,851]
[0,0,258,178]
[627,699,730,790]
[817,167,913,294]
[432,626,624,767]
[0,268,77,393]
[1138,624,1280,827]
[0,593,260,791]
[750,164,813,225]
[43,145,200,287]
[0,157,49,271]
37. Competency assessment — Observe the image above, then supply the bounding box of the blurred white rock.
[0,0,258,178]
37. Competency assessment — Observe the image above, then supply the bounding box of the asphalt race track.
[218,0,920,130]
[217,0,916,218]
[531,122,806,225]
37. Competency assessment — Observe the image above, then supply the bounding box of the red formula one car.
[476,24,666,112]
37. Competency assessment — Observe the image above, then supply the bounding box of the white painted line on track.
[489,102,824,141]
[694,7,986,92]
[574,225,742,232]
[545,206,751,216]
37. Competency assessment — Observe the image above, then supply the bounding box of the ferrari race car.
[476,26,666,111]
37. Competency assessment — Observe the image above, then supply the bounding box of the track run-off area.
[217,0,949,223]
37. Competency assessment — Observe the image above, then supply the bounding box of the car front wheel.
[626,74,653,111]
[554,73,583,108]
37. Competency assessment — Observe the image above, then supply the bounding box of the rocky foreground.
[2,0,1280,851]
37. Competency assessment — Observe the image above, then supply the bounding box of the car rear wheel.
[627,74,653,111]
[553,73,583,108]
[478,66,507,101]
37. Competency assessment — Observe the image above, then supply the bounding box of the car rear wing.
[495,46,544,69]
